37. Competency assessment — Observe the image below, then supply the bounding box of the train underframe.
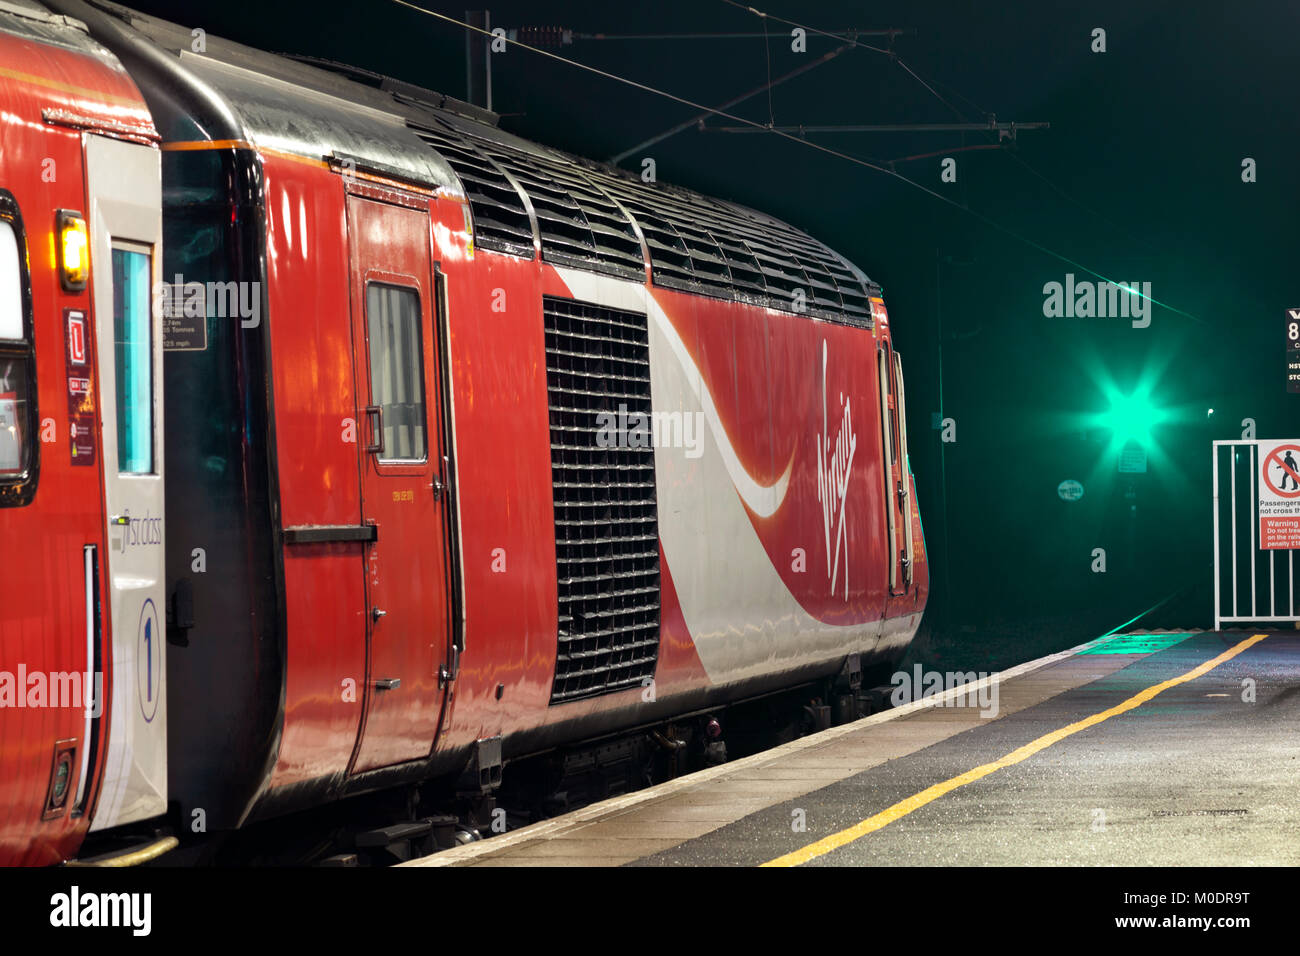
[75,651,904,866]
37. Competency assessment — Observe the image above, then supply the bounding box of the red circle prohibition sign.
[1262,444,1300,499]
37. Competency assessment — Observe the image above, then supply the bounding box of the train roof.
[0,0,95,50]
[50,0,879,326]
[0,1,156,141]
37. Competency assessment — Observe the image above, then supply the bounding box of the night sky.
[128,0,1300,658]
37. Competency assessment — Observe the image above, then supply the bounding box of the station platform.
[403,629,1300,867]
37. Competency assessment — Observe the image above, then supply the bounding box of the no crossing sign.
[1258,439,1300,549]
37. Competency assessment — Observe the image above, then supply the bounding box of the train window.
[112,245,154,474]
[894,352,910,479]
[0,214,32,485]
[0,220,21,341]
[365,283,427,462]
[878,348,895,467]
[0,357,28,476]
[889,359,902,466]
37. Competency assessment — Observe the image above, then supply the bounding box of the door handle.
[363,405,383,454]
[432,454,449,501]
[374,678,400,691]
[372,607,386,621]
[439,644,460,688]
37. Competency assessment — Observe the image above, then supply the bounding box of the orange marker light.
[57,210,88,292]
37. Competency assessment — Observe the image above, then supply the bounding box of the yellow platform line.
[762,632,1268,867]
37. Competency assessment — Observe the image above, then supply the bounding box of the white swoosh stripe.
[553,267,794,518]
[643,295,794,518]
[552,266,911,684]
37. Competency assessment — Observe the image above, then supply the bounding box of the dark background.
[130,0,1300,666]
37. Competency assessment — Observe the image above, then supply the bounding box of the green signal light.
[1100,392,1164,445]
[1075,359,1183,484]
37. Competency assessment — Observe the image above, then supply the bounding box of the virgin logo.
[816,341,856,599]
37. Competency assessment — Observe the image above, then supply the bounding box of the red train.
[0,0,927,865]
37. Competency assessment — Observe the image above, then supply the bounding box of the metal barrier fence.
[1213,440,1299,628]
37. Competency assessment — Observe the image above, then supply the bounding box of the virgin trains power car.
[0,0,926,864]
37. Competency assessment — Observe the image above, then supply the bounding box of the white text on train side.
[816,340,856,600]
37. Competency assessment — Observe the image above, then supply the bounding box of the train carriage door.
[345,192,452,774]
[878,339,913,596]
[84,134,167,831]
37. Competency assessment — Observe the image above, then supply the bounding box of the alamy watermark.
[0,665,102,716]
[153,275,261,328]
[50,886,151,936]
[595,404,705,459]
[1042,273,1151,328]
[890,665,999,717]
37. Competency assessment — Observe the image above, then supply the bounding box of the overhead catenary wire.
[569,29,909,41]
[388,0,1203,324]
[723,2,1170,272]
[610,40,855,164]
[705,122,1050,134]
[1005,150,1165,256]
[762,12,774,127]
[717,0,970,122]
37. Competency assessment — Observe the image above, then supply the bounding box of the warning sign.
[1258,440,1300,549]
[1118,441,1147,474]
[63,308,96,467]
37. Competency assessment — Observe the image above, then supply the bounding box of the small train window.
[0,197,37,506]
[0,221,26,475]
[365,283,427,462]
[0,356,28,476]
[112,245,154,474]
[0,220,21,341]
